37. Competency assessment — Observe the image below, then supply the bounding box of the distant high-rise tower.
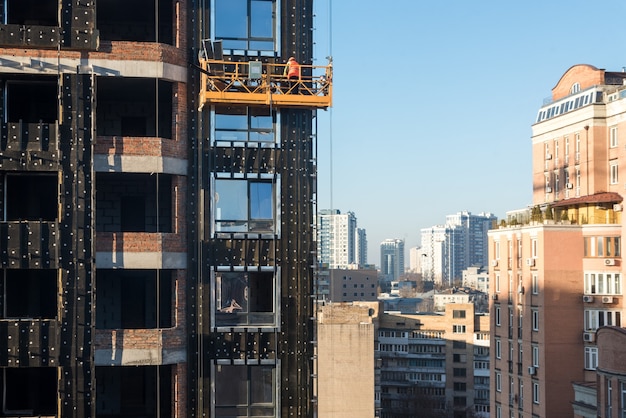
[380,239,405,281]
[421,211,496,285]
[317,209,355,268]
[356,227,368,266]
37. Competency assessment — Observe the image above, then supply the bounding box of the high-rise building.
[356,227,369,266]
[0,0,330,416]
[421,211,496,286]
[489,64,626,418]
[317,209,364,269]
[380,238,405,282]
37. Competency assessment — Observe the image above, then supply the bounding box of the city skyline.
[312,0,626,266]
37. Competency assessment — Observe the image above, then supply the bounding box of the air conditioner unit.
[614,204,623,212]
[528,366,536,376]
[546,153,552,160]
[602,296,614,304]
[582,295,594,303]
[566,183,573,189]
[545,187,552,193]
[526,258,535,267]
[491,294,498,301]
[583,332,596,342]
[604,258,616,266]
[491,260,498,267]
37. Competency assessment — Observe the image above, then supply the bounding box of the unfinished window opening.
[96,365,172,418]
[5,79,58,124]
[3,173,57,221]
[1,270,57,319]
[96,173,172,233]
[96,78,173,138]
[5,0,57,26]
[213,105,276,143]
[214,177,276,233]
[0,367,57,416]
[214,364,276,417]
[96,269,172,329]
[215,270,276,326]
[97,0,173,44]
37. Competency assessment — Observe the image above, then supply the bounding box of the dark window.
[96,270,172,329]
[5,173,57,221]
[215,179,274,233]
[7,80,58,123]
[453,310,466,319]
[452,340,466,349]
[97,0,173,44]
[2,270,56,318]
[215,365,275,416]
[6,0,57,25]
[1,367,57,416]
[453,368,467,377]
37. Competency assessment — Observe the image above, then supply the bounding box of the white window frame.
[533,382,540,404]
[495,306,501,326]
[532,309,539,331]
[610,126,618,148]
[496,339,501,359]
[584,346,598,370]
[496,371,502,392]
[610,160,619,184]
[531,273,539,294]
[532,345,539,367]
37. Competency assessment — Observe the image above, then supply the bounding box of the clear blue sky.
[312,0,626,267]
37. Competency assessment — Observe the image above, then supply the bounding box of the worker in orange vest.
[283,56,300,93]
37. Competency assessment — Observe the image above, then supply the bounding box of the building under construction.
[0,0,330,416]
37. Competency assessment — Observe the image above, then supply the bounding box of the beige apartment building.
[489,64,626,417]
[377,302,490,418]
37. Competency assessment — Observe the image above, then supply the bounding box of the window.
[495,339,501,359]
[532,309,539,331]
[619,382,626,417]
[584,272,622,295]
[610,126,618,148]
[214,0,277,53]
[531,239,537,258]
[453,382,467,391]
[583,237,621,257]
[495,241,500,259]
[453,310,466,319]
[584,346,598,370]
[496,372,502,392]
[610,161,619,184]
[214,177,277,233]
[0,368,57,416]
[453,340,466,349]
[453,354,467,363]
[532,345,539,367]
[214,364,276,416]
[531,274,539,294]
[2,270,57,319]
[495,273,500,293]
[214,106,276,143]
[215,269,277,327]
[495,306,501,326]
[533,382,539,404]
[3,173,58,221]
[584,310,621,330]
[453,368,466,377]
[453,325,466,334]
[571,83,580,94]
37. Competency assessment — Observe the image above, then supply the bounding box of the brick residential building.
[490,64,626,418]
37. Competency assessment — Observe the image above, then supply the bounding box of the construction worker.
[283,56,300,93]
